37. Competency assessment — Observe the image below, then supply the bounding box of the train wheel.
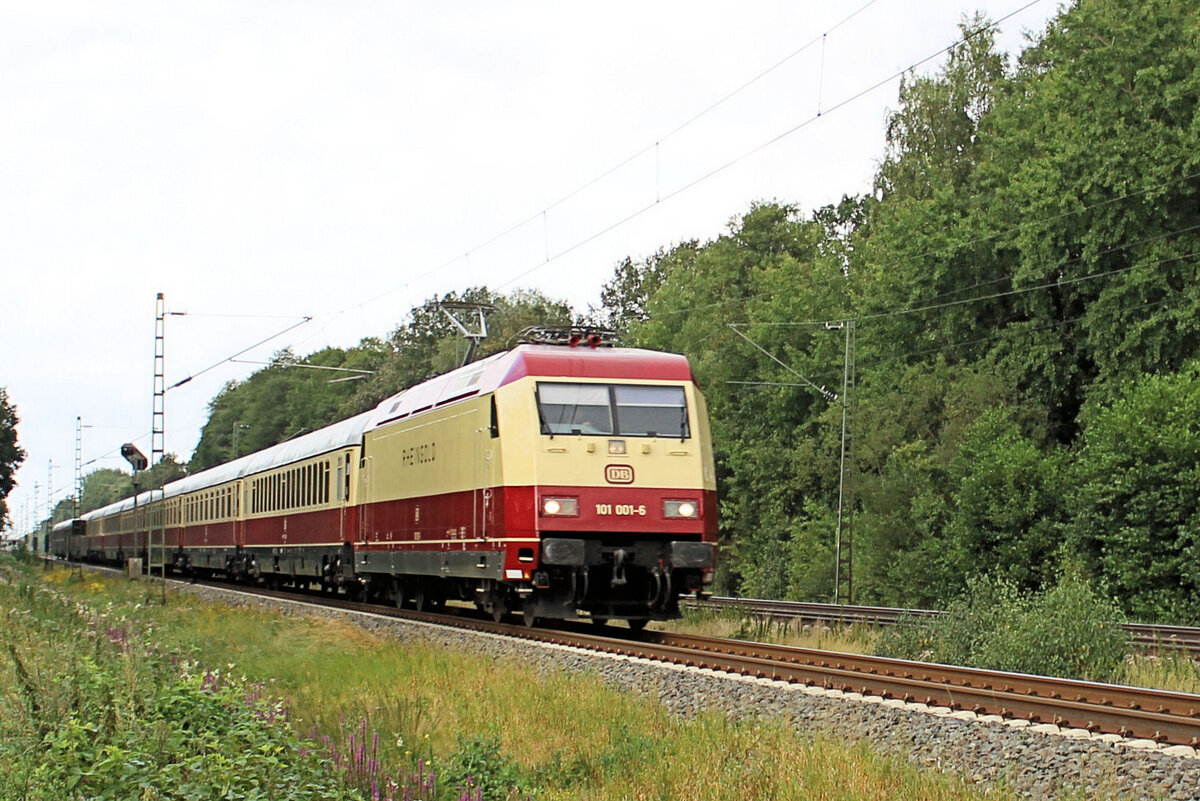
[487,589,508,622]
[412,587,428,612]
[393,579,407,609]
[522,598,540,628]
[626,619,648,632]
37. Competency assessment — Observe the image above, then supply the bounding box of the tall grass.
[0,563,360,800]
[10,559,1052,800]
[661,606,879,655]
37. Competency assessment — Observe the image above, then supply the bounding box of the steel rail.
[688,596,1200,658]
[178,577,1200,747]
[50,563,1200,747]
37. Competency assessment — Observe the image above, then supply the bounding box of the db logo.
[605,464,635,484]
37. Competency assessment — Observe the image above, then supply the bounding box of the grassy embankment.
[0,555,1037,801]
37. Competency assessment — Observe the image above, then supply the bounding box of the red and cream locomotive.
[60,334,718,627]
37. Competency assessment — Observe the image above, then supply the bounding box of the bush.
[876,571,1129,682]
[444,734,526,800]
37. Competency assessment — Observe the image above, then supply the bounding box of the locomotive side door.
[475,396,500,539]
[357,449,374,544]
[336,451,352,543]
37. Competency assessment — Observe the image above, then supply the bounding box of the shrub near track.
[876,571,1130,682]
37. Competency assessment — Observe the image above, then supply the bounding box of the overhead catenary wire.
[643,169,1200,321]
[322,0,897,316]
[167,316,313,390]
[892,297,1177,363]
[732,222,1200,328]
[725,250,1197,387]
[495,0,1046,291]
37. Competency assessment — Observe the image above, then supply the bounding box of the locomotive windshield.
[537,382,690,438]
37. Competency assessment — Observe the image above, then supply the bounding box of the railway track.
[688,596,1200,658]
[179,576,1200,748]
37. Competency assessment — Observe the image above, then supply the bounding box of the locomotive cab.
[492,342,718,627]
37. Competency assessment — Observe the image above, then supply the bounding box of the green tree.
[626,203,840,597]
[945,409,1065,593]
[143,453,187,490]
[189,342,391,471]
[79,468,134,514]
[1066,365,1200,622]
[592,245,698,332]
[977,0,1200,439]
[0,388,27,526]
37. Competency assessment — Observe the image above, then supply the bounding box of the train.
[51,336,718,627]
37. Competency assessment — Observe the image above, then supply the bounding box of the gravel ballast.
[182,583,1200,801]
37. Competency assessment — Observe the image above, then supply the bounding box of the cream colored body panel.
[360,396,500,503]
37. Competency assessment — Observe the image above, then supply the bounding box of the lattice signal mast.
[148,293,167,597]
[74,417,83,520]
[152,293,165,468]
[827,320,856,606]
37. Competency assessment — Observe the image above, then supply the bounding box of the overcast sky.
[1,0,1060,532]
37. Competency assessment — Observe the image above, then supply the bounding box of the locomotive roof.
[81,344,693,522]
[367,344,693,429]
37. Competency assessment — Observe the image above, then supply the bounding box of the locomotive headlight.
[541,497,579,516]
[664,500,698,518]
[607,439,627,455]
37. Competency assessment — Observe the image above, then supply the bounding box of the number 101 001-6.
[595,503,646,516]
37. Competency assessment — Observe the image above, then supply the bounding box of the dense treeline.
[615,0,1200,621]
[67,0,1199,621]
